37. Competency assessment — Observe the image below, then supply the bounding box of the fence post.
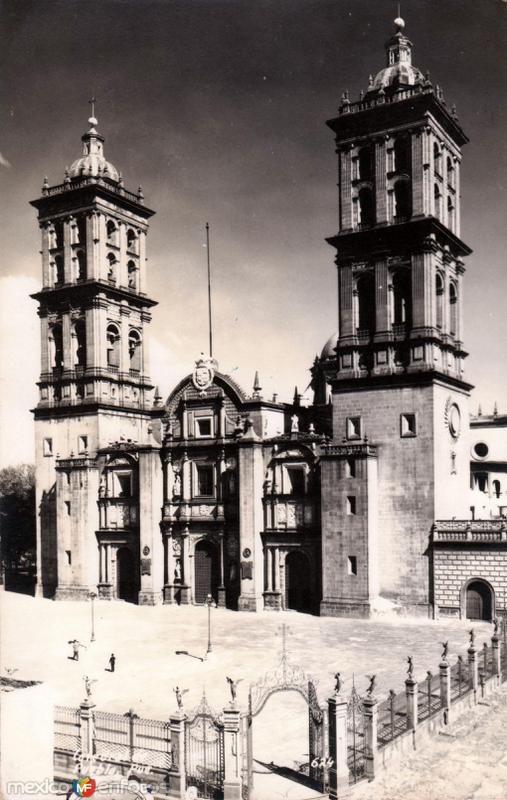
[79,699,96,757]
[223,705,242,800]
[327,691,349,800]
[492,628,501,680]
[405,677,418,731]
[169,710,187,799]
[362,694,377,781]
[467,642,478,701]
[439,658,451,724]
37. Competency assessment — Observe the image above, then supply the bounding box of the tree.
[0,464,36,589]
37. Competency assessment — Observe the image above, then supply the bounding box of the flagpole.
[206,222,213,359]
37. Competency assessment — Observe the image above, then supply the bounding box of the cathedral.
[31,17,507,620]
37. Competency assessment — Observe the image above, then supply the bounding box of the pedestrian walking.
[108,653,116,673]
[69,640,85,661]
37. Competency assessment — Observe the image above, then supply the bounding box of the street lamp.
[206,593,213,657]
[89,591,97,642]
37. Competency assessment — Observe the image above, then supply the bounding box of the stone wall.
[434,547,507,615]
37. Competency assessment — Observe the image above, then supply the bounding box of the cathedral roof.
[68,115,120,182]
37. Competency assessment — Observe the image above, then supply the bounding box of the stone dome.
[320,333,338,360]
[68,117,120,182]
[69,152,120,181]
[372,61,424,91]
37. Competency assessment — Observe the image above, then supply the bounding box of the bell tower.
[320,17,473,617]
[31,109,157,599]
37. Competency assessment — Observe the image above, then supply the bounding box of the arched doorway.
[194,540,220,604]
[116,547,138,603]
[465,580,493,621]
[285,550,313,614]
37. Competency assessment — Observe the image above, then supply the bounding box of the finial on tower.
[394,2,405,30]
[88,96,98,127]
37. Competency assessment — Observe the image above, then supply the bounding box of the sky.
[1,0,506,467]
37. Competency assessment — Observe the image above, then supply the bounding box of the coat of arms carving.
[192,355,215,395]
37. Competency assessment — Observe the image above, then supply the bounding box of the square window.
[78,435,88,453]
[400,413,417,437]
[43,437,53,456]
[64,501,71,516]
[346,417,362,440]
[286,467,305,496]
[348,556,357,576]
[196,464,214,497]
[346,496,356,515]
[195,418,213,438]
[116,473,132,498]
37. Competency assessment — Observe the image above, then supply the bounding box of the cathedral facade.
[31,18,507,621]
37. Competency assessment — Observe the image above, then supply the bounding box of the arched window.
[76,250,86,281]
[73,320,86,367]
[77,217,87,245]
[449,282,458,335]
[54,254,64,284]
[394,179,412,221]
[493,480,501,499]
[447,196,455,230]
[126,229,137,253]
[433,142,442,175]
[392,270,412,327]
[358,187,375,228]
[107,253,117,283]
[127,260,137,290]
[106,323,120,368]
[436,273,444,329]
[356,273,375,333]
[434,183,442,220]
[54,221,64,249]
[106,220,118,245]
[394,136,411,174]
[447,156,455,188]
[358,147,372,181]
[128,329,142,372]
[50,324,63,369]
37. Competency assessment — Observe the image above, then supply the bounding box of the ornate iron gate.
[241,646,326,799]
[347,685,367,785]
[185,693,224,799]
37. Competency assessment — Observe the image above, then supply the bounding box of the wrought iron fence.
[55,705,81,752]
[54,705,172,772]
[450,656,471,701]
[185,694,224,800]
[417,670,442,723]
[376,688,407,747]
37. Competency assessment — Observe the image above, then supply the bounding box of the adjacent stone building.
[30,17,506,620]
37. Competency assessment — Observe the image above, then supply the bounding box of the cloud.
[0,151,11,168]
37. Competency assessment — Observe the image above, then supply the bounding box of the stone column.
[218,530,226,608]
[63,217,72,283]
[223,706,242,800]
[169,710,186,799]
[374,257,389,338]
[411,129,424,217]
[180,527,190,604]
[363,694,378,781]
[439,659,451,722]
[119,305,130,376]
[181,451,190,502]
[138,230,147,295]
[79,699,96,756]
[339,148,352,231]
[405,676,418,730]
[265,548,273,592]
[468,643,478,700]
[62,312,73,371]
[40,316,50,375]
[327,693,349,800]
[374,138,387,224]
[40,223,51,287]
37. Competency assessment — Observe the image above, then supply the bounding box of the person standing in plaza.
[107,653,116,672]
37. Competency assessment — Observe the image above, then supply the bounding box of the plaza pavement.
[0,591,495,799]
